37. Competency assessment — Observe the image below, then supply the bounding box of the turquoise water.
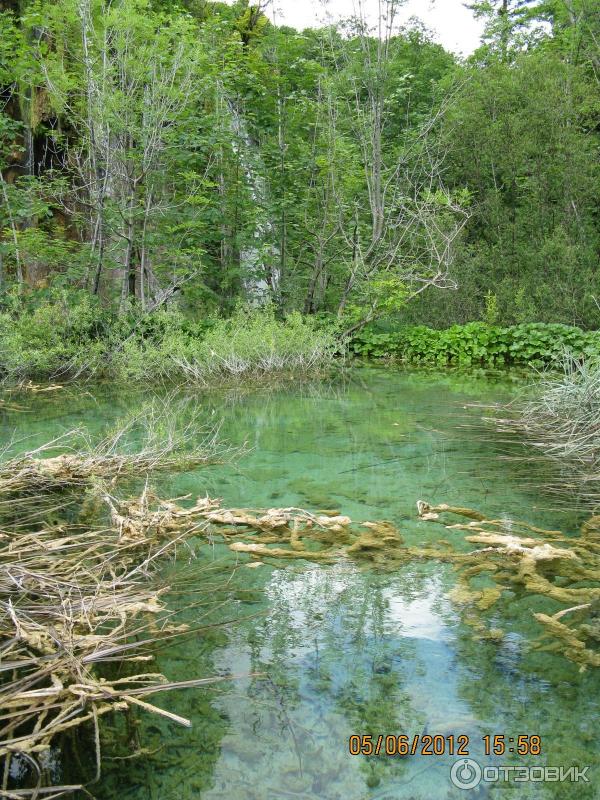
[4,368,599,799]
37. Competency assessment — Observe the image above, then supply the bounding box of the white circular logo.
[450,758,482,790]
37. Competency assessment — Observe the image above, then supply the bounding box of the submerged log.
[417,499,600,671]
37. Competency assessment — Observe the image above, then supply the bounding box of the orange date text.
[348,734,470,757]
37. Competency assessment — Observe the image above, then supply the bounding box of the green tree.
[409,48,600,328]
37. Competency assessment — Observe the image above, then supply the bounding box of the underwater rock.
[582,515,600,539]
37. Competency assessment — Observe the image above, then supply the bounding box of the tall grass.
[168,308,339,384]
[491,355,600,510]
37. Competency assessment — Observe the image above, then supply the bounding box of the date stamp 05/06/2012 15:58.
[348,733,542,758]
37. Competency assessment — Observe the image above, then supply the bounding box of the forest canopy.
[0,0,598,332]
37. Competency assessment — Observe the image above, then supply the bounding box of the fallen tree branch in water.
[416,500,600,671]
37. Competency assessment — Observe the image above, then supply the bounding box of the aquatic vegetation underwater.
[416,502,600,669]
[155,494,600,672]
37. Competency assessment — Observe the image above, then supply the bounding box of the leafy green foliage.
[116,306,339,383]
[0,296,338,382]
[0,290,114,378]
[404,40,600,329]
[0,0,598,354]
[351,322,600,367]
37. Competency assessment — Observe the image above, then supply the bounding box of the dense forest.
[0,0,598,341]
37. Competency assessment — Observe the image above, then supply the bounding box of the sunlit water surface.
[4,368,599,799]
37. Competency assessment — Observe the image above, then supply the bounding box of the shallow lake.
[4,368,599,799]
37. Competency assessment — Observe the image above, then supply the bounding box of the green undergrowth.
[1,291,597,384]
[0,293,339,383]
[350,322,600,368]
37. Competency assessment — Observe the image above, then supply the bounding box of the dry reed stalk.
[0,401,241,797]
[482,356,600,512]
[0,495,226,796]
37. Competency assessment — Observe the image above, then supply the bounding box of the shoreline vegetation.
[488,356,600,513]
[0,301,341,385]
[351,322,600,368]
[0,296,598,386]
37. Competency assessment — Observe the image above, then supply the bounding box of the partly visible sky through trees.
[257,0,486,54]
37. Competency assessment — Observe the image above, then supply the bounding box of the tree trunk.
[119,213,135,313]
[91,209,105,295]
[304,251,323,314]
[500,0,509,61]
[0,169,23,289]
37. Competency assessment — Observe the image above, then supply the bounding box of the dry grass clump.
[488,355,600,511]
[0,495,231,796]
[0,397,232,502]
[0,403,240,797]
[1,512,205,776]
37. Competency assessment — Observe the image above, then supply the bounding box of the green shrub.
[0,291,115,379]
[351,322,599,367]
[170,306,340,383]
[0,293,180,380]
[0,298,339,383]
